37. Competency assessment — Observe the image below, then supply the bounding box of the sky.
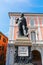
[0,0,43,37]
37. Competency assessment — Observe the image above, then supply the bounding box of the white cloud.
[4,0,28,4]
[5,31,9,35]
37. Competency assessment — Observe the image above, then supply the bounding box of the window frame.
[0,35,1,40]
[30,17,35,27]
[31,31,36,41]
[3,38,6,43]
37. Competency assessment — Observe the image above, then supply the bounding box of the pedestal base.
[14,63,33,65]
[14,36,32,64]
[14,36,32,46]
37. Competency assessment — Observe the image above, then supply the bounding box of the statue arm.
[16,18,19,24]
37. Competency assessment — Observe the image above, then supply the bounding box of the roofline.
[8,12,43,18]
[0,32,8,40]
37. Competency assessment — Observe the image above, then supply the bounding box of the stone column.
[37,17,42,40]
[9,16,15,40]
[36,30,38,40]
[8,46,14,65]
[6,45,14,65]
[6,45,10,65]
[41,48,43,65]
[6,16,15,65]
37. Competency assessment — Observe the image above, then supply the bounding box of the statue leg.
[19,24,24,36]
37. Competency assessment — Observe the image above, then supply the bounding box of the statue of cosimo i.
[16,13,28,37]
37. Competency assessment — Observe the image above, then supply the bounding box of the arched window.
[31,31,36,41]
[30,18,34,27]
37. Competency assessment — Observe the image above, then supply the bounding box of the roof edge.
[8,12,43,18]
[0,32,8,40]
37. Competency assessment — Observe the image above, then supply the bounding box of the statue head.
[21,13,24,17]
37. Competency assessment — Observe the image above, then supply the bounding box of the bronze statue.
[16,13,28,37]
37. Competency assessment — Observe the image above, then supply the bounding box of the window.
[0,46,4,50]
[42,21,43,24]
[0,53,4,61]
[3,38,6,43]
[2,46,4,51]
[0,35,1,40]
[31,31,36,41]
[0,46,2,50]
[30,19,34,27]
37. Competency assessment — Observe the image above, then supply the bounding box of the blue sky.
[0,0,43,37]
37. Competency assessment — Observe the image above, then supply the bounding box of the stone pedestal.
[14,36,32,65]
[14,36,32,46]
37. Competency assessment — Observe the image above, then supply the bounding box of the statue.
[15,14,32,64]
[16,13,28,37]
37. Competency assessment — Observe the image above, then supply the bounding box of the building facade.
[6,12,43,65]
[0,32,8,65]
